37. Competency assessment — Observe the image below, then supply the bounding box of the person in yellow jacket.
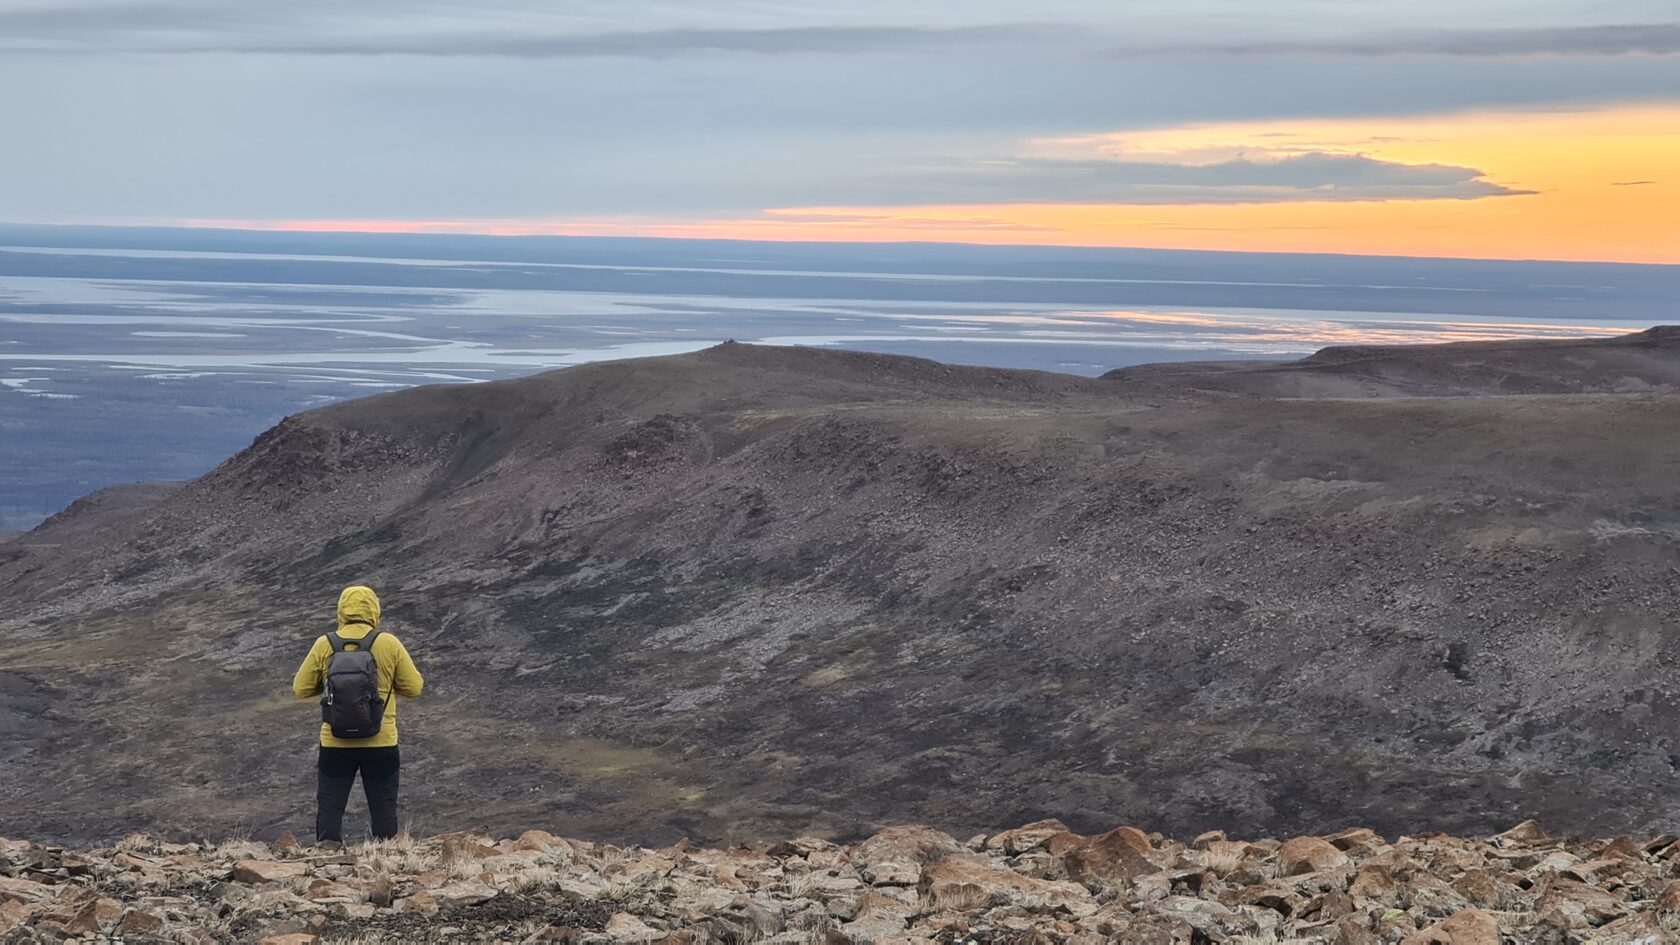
[292,585,424,844]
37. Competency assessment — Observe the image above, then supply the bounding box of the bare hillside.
[1104,325,1680,397]
[4,335,1680,849]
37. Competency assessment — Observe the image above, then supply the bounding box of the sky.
[0,1,1676,262]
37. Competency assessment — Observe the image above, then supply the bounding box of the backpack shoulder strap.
[326,632,347,654]
[360,629,382,655]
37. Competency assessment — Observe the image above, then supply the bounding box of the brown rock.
[272,832,302,856]
[1491,820,1550,847]
[0,900,31,934]
[232,859,309,884]
[1061,827,1156,885]
[395,889,438,915]
[922,852,1085,911]
[1401,907,1500,945]
[1325,828,1383,853]
[432,881,500,909]
[605,911,660,942]
[62,899,102,935]
[1654,880,1680,914]
[525,926,581,944]
[1192,830,1227,850]
[1278,837,1349,876]
[983,819,1070,855]
[513,830,570,856]
[1334,916,1382,945]
[851,826,961,886]
[1533,874,1626,926]
[1449,868,1501,909]
[0,876,53,904]
[1350,864,1399,901]
[367,873,395,908]
[258,936,319,945]
[117,908,164,934]
[1236,882,1298,916]
[440,833,497,865]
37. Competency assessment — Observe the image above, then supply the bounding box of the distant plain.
[0,224,1672,529]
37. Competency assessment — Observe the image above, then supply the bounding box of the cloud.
[0,1,1073,57]
[1177,23,1680,58]
[761,210,1056,232]
[875,151,1533,205]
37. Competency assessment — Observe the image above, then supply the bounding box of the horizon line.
[2,219,1677,269]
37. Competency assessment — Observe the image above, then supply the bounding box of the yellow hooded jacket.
[292,586,424,748]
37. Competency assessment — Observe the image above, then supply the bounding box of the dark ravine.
[4,332,1680,850]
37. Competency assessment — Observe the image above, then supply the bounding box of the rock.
[367,873,395,908]
[922,852,1085,912]
[1401,907,1500,945]
[395,889,438,915]
[1278,837,1349,876]
[2,821,1678,944]
[851,826,961,886]
[440,834,497,865]
[1491,820,1550,848]
[606,911,660,942]
[837,914,909,943]
[983,819,1070,855]
[1060,827,1157,885]
[115,908,165,937]
[258,936,319,945]
[1533,874,1626,926]
[525,926,581,944]
[232,859,310,884]
[0,876,53,904]
[433,881,500,909]
[770,837,839,857]
[1325,828,1383,853]
[1192,830,1227,850]
[1334,916,1383,945]
[61,899,103,935]
[0,900,32,934]
[272,832,302,856]
[513,830,573,857]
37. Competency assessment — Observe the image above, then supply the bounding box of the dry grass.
[445,856,488,882]
[210,838,269,860]
[1198,846,1245,877]
[503,865,564,895]
[114,833,159,854]
[359,836,436,876]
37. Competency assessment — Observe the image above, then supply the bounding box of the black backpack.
[320,630,386,739]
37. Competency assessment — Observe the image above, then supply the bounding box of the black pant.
[316,746,400,843]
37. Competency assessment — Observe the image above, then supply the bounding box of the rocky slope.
[8,819,1680,944]
[4,334,1680,849]
[1105,325,1680,397]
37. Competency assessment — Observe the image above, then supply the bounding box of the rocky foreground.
[7,820,1680,944]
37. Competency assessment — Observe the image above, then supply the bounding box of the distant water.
[0,226,1672,529]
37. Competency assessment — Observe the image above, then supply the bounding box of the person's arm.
[389,636,424,699]
[292,637,330,698]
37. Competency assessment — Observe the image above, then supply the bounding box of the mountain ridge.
[4,332,1680,851]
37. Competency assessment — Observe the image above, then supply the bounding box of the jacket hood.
[336,585,382,630]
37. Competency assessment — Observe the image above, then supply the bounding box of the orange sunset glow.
[197,105,1679,264]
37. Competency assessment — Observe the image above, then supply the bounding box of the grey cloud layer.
[866,152,1532,206]
[2,1,1676,58]
[0,0,1671,223]
[1187,22,1680,57]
